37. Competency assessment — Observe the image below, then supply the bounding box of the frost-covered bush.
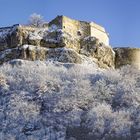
[84,103,132,140]
[28,13,44,27]
[0,60,140,140]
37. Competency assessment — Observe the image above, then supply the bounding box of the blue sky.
[0,0,140,47]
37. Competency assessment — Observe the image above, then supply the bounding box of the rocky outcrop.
[0,16,116,69]
[0,45,82,64]
[0,25,80,50]
[0,25,29,51]
[1,16,140,69]
[80,36,115,68]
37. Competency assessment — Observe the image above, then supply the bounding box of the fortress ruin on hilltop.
[0,15,140,69]
[49,15,109,46]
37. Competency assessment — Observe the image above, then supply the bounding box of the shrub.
[0,60,140,139]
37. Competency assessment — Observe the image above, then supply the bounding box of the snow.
[21,44,37,50]
[0,48,18,59]
[84,36,96,41]
[0,25,19,39]
[0,28,11,38]
[27,25,63,44]
[21,45,49,52]
[45,38,58,43]
[28,32,43,40]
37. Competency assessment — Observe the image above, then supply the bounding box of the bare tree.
[28,13,44,27]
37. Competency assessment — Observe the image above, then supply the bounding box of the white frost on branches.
[0,60,140,139]
[28,13,44,27]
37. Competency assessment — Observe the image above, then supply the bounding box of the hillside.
[0,16,140,140]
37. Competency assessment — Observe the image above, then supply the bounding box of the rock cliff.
[0,16,115,69]
[0,16,139,69]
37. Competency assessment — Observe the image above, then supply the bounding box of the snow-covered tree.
[28,13,44,27]
[0,60,140,139]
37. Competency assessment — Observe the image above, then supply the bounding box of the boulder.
[0,25,30,51]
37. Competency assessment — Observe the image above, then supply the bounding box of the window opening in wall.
[77,31,82,36]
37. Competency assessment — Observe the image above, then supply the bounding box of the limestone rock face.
[0,21,115,69]
[80,37,115,68]
[0,45,82,64]
[46,48,82,63]
[0,25,30,51]
[114,48,140,69]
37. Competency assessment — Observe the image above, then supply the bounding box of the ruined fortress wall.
[61,16,81,51]
[49,16,90,38]
[62,16,109,45]
[48,16,109,46]
[78,21,90,38]
[90,23,109,46]
[114,48,140,69]
[62,16,85,37]
[48,16,63,29]
[62,16,92,38]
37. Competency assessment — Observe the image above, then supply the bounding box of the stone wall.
[90,23,109,45]
[62,16,80,37]
[114,47,140,69]
[62,16,90,38]
[49,16,109,45]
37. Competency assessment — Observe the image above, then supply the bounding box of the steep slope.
[0,16,140,140]
[0,60,140,140]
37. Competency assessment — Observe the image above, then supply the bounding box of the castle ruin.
[0,15,139,69]
[49,15,109,45]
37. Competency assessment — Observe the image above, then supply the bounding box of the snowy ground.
[0,60,140,140]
